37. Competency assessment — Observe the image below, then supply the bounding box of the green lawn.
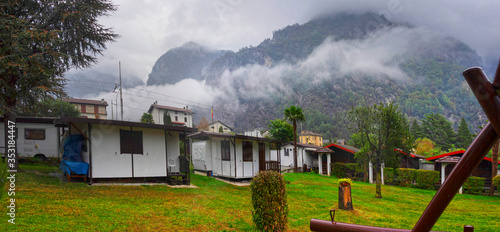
[1,167,499,231]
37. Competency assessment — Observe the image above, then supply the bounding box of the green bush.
[397,168,417,187]
[384,168,395,185]
[463,176,485,195]
[415,169,439,190]
[331,162,364,179]
[338,178,352,186]
[251,171,288,231]
[493,175,500,190]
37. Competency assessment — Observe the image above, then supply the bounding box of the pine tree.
[410,119,424,139]
[421,113,456,151]
[456,118,473,149]
[163,112,173,126]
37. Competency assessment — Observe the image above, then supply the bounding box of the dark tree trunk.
[338,185,353,210]
[489,140,499,196]
[375,170,382,198]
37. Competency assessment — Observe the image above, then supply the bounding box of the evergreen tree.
[421,113,455,151]
[268,119,294,142]
[410,119,424,139]
[219,126,224,133]
[284,106,305,172]
[456,117,473,149]
[163,112,173,126]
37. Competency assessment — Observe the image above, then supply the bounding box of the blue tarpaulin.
[60,134,89,175]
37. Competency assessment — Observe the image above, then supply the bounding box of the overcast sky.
[80,0,500,82]
[73,0,500,121]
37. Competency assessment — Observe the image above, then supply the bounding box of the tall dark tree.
[1,0,118,170]
[410,119,424,140]
[421,113,455,151]
[349,102,412,198]
[163,112,173,126]
[456,117,473,149]
[284,106,305,172]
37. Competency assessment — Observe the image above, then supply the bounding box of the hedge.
[397,168,417,187]
[251,170,288,231]
[463,176,485,195]
[493,175,500,190]
[383,168,396,185]
[330,162,364,179]
[415,169,439,190]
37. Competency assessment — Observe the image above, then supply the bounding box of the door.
[259,143,265,171]
[322,154,327,175]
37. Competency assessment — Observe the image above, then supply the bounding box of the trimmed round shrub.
[251,171,288,231]
[463,176,485,195]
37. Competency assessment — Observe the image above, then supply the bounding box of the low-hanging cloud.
[216,25,442,106]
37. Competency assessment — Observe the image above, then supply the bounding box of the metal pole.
[111,100,113,120]
[119,61,123,120]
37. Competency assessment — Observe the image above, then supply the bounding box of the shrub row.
[331,162,364,179]
[493,175,500,190]
[383,168,439,190]
[463,176,485,195]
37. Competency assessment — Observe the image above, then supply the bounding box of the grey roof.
[57,116,197,133]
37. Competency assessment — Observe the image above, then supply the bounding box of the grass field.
[1,164,499,231]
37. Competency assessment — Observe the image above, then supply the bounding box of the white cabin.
[0,117,60,158]
[189,131,282,179]
[58,116,197,184]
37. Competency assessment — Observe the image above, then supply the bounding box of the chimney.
[186,106,189,109]
[154,101,157,105]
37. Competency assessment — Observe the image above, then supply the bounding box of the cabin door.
[259,143,265,171]
[321,154,327,175]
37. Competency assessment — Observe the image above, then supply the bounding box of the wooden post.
[338,184,353,210]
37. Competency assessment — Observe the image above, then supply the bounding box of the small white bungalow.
[279,142,334,175]
[189,131,282,179]
[57,116,197,185]
[0,117,60,158]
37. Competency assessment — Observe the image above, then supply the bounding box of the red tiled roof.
[64,98,108,106]
[426,150,500,164]
[394,148,425,159]
[426,150,465,161]
[324,143,359,154]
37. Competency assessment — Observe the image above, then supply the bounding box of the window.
[284,148,289,156]
[243,141,253,161]
[221,141,230,161]
[25,129,45,140]
[184,117,187,123]
[175,116,178,121]
[120,129,143,154]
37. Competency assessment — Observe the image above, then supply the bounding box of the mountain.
[151,12,486,140]
[147,42,226,85]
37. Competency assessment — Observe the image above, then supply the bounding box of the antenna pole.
[119,61,123,120]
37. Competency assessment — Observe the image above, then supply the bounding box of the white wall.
[152,108,193,127]
[71,122,180,179]
[0,122,59,158]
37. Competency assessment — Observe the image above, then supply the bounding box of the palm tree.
[284,106,305,172]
